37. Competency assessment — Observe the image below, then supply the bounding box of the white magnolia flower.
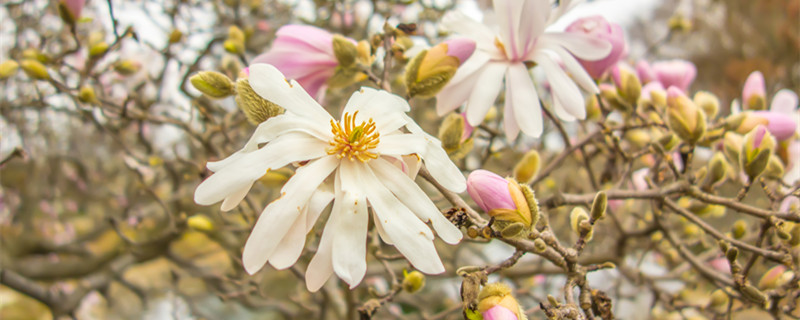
[436,0,611,139]
[194,64,466,291]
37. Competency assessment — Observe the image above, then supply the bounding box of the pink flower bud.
[443,38,477,65]
[565,16,627,79]
[461,112,474,141]
[750,111,797,141]
[752,125,767,149]
[770,89,799,114]
[60,0,85,21]
[652,60,697,92]
[641,81,665,100]
[467,170,516,213]
[742,71,766,110]
[482,305,518,320]
[636,60,656,84]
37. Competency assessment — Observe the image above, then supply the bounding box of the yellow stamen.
[327,111,380,162]
[494,37,508,58]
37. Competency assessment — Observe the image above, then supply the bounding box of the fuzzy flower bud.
[570,207,593,241]
[741,125,776,181]
[723,132,743,166]
[402,270,426,293]
[565,16,626,79]
[652,60,696,92]
[666,86,706,144]
[467,170,537,228]
[693,91,719,119]
[742,71,767,110]
[405,38,475,98]
[591,191,608,221]
[89,42,109,58]
[187,214,215,232]
[235,77,283,123]
[513,150,540,185]
[224,26,246,54]
[191,71,235,99]
[611,66,641,105]
[482,305,519,320]
[0,60,19,79]
[439,113,467,151]
[19,59,50,80]
[58,0,85,25]
[732,220,747,239]
[113,60,141,76]
[78,86,97,104]
[703,152,729,189]
[476,283,524,320]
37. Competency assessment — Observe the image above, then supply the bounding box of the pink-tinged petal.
[751,111,797,141]
[517,0,551,55]
[60,0,85,20]
[641,81,665,100]
[632,168,649,191]
[461,112,475,140]
[742,71,766,106]
[752,125,767,149]
[709,257,730,272]
[537,32,612,61]
[465,63,508,126]
[506,63,543,137]
[770,89,799,114]
[652,60,696,92]
[483,305,518,320]
[565,16,627,79]
[274,25,336,55]
[441,11,497,48]
[467,170,515,212]
[444,38,477,65]
[780,196,799,213]
[636,60,656,84]
[492,0,524,60]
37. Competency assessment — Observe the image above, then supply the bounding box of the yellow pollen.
[494,37,508,58]
[327,111,380,162]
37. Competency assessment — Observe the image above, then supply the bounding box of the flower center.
[327,111,380,162]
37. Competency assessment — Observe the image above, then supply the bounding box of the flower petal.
[241,156,339,275]
[373,133,427,156]
[436,58,486,115]
[401,115,467,193]
[537,52,586,120]
[332,161,369,288]
[466,62,508,126]
[771,89,799,114]
[537,32,611,61]
[358,164,445,274]
[506,63,544,137]
[220,182,254,212]
[370,158,462,244]
[517,0,550,55]
[546,45,598,94]
[248,63,333,122]
[492,0,523,59]
[306,182,335,232]
[305,200,337,292]
[441,11,496,47]
[267,208,309,269]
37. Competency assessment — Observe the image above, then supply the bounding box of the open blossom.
[194,64,465,291]
[436,0,612,139]
[252,25,350,101]
[565,15,627,80]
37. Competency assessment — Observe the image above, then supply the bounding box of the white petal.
[305,200,337,292]
[344,88,410,134]
[331,161,369,288]
[506,63,544,138]
[546,45,598,94]
[369,158,462,244]
[220,182,254,212]
[537,33,611,61]
[771,89,799,114]
[373,213,394,245]
[466,62,508,126]
[400,115,466,193]
[517,0,550,55]
[194,133,329,206]
[436,52,492,116]
[241,156,339,275]
[503,100,521,141]
[492,0,523,59]
[305,182,335,232]
[553,94,577,122]
[402,154,422,179]
[373,133,427,156]
[248,64,333,122]
[358,164,445,274]
[537,53,586,120]
[441,11,495,46]
[267,209,308,269]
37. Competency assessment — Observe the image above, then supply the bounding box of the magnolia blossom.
[436,0,612,139]
[742,71,767,109]
[637,59,697,92]
[194,64,466,291]
[253,25,349,101]
[565,15,627,79]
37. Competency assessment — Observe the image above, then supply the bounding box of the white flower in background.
[194,64,465,291]
[436,0,611,139]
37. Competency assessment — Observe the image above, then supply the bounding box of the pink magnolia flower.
[636,60,656,84]
[483,305,519,320]
[742,71,766,110]
[436,0,612,139]
[749,111,796,141]
[650,60,696,92]
[467,170,516,213]
[253,25,352,101]
[566,15,627,79]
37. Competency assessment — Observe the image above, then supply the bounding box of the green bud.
[590,191,607,221]
[513,150,540,184]
[693,91,719,119]
[519,184,540,228]
[546,294,560,307]
[113,60,141,76]
[666,88,706,145]
[224,39,245,54]
[650,89,667,109]
[235,78,284,123]
[723,132,743,167]
[723,113,748,131]
[404,48,458,98]
[187,214,215,232]
[19,59,50,80]
[740,284,768,308]
[708,289,729,310]
[500,222,526,238]
[438,113,465,151]
[191,71,235,99]
[570,207,590,236]
[726,247,738,263]
[762,156,785,180]
[533,238,547,253]
[617,68,641,105]
[332,35,358,67]
[168,29,183,44]
[741,125,775,181]
[402,270,426,293]
[657,133,680,151]
[0,60,19,79]
[732,220,747,239]
[228,25,245,42]
[78,86,97,103]
[704,152,729,189]
[89,42,109,58]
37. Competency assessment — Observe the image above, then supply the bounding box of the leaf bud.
[191,71,235,99]
[513,150,540,185]
[78,85,97,103]
[732,220,747,239]
[113,60,141,76]
[723,132,743,166]
[570,207,592,240]
[590,191,607,221]
[726,247,738,263]
[533,238,547,253]
[402,270,426,293]
[693,91,719,119]
[235,77,283,123]
[500,222,525,238]
[168,29,183,44]
[89,42,109,58]
[19,59,50,80]
[740,284,768,308]
[0,60,19,79]
[703,152,729,189]
[439,113,466,151]
[187,214,215,232]
[666,86,706,144]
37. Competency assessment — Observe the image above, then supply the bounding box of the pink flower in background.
[436,0,611,139]
[253,25,351,101]
[483,305,519,320]
[651,60,696,92]
[749,111,796,141]
[636,60,656,84]
[60,0,85,21]
[742,71,766,109]
[566,15,626,79]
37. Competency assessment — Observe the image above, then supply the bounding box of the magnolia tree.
[1,0,799,319]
